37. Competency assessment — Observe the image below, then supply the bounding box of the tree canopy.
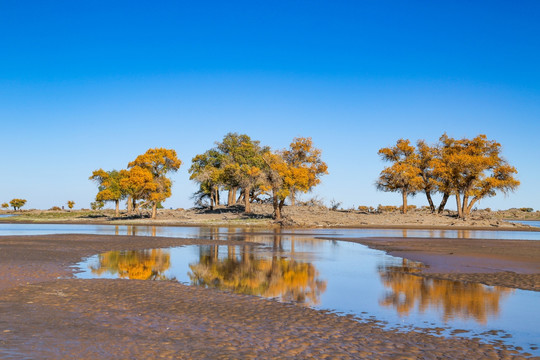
[376,134,519,218]
[377,139,423,214]
[9,199,27,211]
[189,133,327,219]
[127,148,182,219]
[89,169,126,216]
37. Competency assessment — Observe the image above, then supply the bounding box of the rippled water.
[73,230,540,355]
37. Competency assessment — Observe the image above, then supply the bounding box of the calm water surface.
[1,223,538,354]
[510,220,540,228]
[72,229,540,355]
[1,223,540,240]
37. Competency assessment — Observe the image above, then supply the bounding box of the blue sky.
[1,1,539,210]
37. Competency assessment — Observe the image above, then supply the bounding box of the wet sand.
[0,234,538,359]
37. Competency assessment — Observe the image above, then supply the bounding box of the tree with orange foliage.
[89,169,126,216]
[263,152,311,220]
[120,166,158,216]
[9,198,26,211]
[377,139,423,214]
[432,134,519,219]
[282,137,328,206]
[127,148,181,219]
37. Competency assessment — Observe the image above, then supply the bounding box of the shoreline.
[1,218,540,232]
[1,205,540,231]
[0,233,538,358]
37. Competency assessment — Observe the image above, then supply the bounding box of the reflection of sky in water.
[76,233,540,355]
[1,223,540,240]
[509,220,540,228]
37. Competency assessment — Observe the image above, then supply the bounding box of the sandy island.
[2,205,540,230]
[0,232,539,359]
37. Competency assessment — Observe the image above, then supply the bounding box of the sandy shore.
[3,205,540,230]
[0,234,538,359]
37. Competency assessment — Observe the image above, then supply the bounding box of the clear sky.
[1,1,539,211]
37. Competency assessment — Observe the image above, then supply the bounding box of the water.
[73,231,540,355]
[1,223,538,354]
[509,220,540,228]
[0,214,13,218]
[1,223,540,240]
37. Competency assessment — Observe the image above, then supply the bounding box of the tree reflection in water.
[188,242,327,306]
[91,249,171,280]
[378,259,514,324]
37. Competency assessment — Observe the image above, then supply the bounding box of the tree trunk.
[456,193,463,219]
[278,198,285,218]
[462,194,469,218]
[401,190,408,214]
[237,191,244,204]
[127,196,133,213]
[151,202,157,219]
[465,197,479,216]
[215,188,220,206]
[232,187,237,204]
[244,186,251,213]
[228,189,233,206]
[437,193,450,214]
[273,192,281,220]
[115,200,119,216]
[290,189,296,206]
[210,190,215,210]
[425,191,435,213]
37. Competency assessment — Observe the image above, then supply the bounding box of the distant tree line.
[376,134,519,219]
[1,199,27,211]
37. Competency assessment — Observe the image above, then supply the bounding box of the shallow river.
[1,224,539,355]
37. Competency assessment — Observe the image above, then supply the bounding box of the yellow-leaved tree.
[89,169,126,216]
[120,166,158,216]
[262,152,311,220]
[282,137,328,206]
[9,199,27,211]
[127,148,182,219]
[377,139,423,214]
[432,134,519,219]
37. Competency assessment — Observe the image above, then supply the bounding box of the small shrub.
[330,199,342,211]
[49,206,62,211]
[298,196,325,207]
[519,207,534,212]
[377,205,399,213]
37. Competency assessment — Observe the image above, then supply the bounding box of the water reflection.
[88,243,327,306]
[378,259,514,324]
[91,249,171,280]
[188,244,326,306]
